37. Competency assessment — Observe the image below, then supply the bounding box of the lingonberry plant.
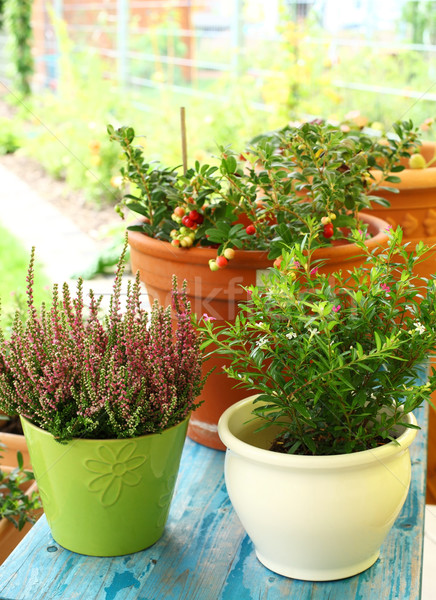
[108,119,419,270]
[0,242,204,442]
[200,227,436,456]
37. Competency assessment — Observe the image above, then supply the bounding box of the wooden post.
[180,107,188,174]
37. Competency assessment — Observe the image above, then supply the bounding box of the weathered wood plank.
[0,401,427,600]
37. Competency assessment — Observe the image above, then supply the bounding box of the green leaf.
[374,330,382,351]
[225,156,237,174]
[125,201,150,218]
[228,223,244,237]
[127,224,147,232]
[303,435,316,453]
[293,402,312,419]
[204,229,227,243]
[216,221,231,234]
[16,451,23,470]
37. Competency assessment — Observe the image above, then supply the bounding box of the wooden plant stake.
[180,106,188,174]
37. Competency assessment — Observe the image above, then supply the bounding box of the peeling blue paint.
[104,571,140,600]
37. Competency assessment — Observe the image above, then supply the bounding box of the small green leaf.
[16,451,23,470]
[225,156,237,174]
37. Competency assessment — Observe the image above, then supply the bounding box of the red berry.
[174,206,185,217]
[323,223,334,238]
[216,255,228,268]
[246,225,256,235]
[189,210,200,222]
[181,215,195,228]
[195,213,204,224]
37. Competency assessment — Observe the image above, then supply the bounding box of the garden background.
[0,0,436,223]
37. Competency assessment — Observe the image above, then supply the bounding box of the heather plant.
[200,227,436,456]
[0,243,204,442]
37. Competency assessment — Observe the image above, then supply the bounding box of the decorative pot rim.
[19,414,190,445]
[371,141,436,191]
[218,395,418,469]
[128,212,389,265]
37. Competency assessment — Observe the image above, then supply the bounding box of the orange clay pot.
[128,212,389,450]
[0,475,40,565]
[366,141,436,279]
[0,429,31,470]
[0,433,41,565]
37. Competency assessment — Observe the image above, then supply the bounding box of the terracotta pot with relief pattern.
[367,141,436,279]
[366,142,436,504]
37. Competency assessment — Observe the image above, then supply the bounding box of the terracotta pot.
[0,476,40,565]
[0,430,31,470]
[128,212,389,450]
[0,445,41,565]
[366,141,436,279]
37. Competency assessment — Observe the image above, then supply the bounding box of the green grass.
[0,222,51,324]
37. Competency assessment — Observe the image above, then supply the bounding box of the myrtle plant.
[200,227,436,456]
[108,119,419,268]
[0,242,204,442]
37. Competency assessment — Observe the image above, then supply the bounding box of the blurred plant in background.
[0,1,435,217]
[4,0,33,97]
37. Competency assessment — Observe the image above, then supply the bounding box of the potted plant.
[0,242,204,557]
[259,116,436,276]
[108,121,400,449]
[0,446,42,564]
[200,227,436,581]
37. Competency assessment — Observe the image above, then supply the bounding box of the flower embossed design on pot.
[385,217,396,230]
[156,473,177,528]
[84,443,147,507]
[36,483,53,514]
[424,209,436,237]
[401,213,419,236]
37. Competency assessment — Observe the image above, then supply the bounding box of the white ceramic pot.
[218,396,418,581]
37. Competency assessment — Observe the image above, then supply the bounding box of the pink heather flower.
[310,267,319,276]
[384,225,392,233]
[0,246,203,442]
[380,283,391,292]
[202,313,216,322]
[332,304,341,313]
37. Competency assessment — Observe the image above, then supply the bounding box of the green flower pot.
[20,416,189,556]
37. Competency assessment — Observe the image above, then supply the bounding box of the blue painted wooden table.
[0,405,428,600]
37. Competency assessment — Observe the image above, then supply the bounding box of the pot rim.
[19,414,190,445]
[371,141,436,191]
[128,212,389,264]
[218,396,418,469]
